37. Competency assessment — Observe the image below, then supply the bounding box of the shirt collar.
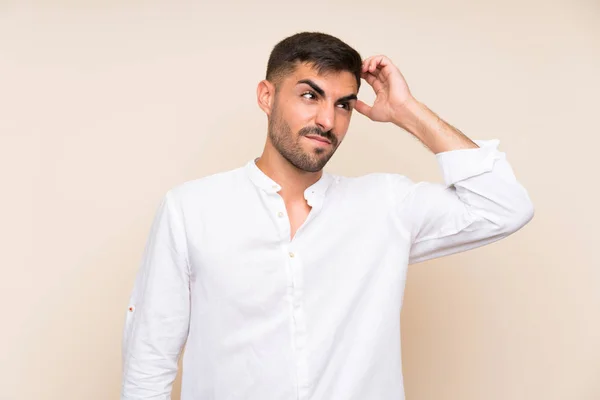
[245,158,335,199]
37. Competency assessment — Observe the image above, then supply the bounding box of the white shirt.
[121,139,534,400]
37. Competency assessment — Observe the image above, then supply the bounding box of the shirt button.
[277,212,284,218]
[289,252,295,258]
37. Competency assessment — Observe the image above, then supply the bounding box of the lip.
[304,135,332,145]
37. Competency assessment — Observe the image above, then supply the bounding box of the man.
[121,32,534,400]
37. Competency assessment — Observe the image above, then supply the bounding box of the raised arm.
[390,139,533,264]
[357,55,534,263]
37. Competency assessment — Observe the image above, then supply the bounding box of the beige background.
[1,1,598,399]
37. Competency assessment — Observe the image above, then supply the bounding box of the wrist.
[392,97,478,153]
[390,96,423,134]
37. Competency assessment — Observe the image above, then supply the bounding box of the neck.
[255,144,323,201]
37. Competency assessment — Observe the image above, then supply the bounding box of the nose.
[314,102,335,133]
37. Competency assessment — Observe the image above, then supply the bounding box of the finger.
[362,55,383,73]
[361,68,383,81]
[361,57,374,73]
[378,55,392,68]
[369,55,392,73]
[363,55,393,67]
[370,66,389,85]
[369,55,383,72]
[361,70,377,87]
[361,71,384,93]
[371,55,392,73]
[354,99,372,119]
[370,66,384,81]
[369,57,379,73]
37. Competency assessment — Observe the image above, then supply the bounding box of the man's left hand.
[355,55,415,124]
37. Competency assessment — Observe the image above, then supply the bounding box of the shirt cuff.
[435,139,506,186]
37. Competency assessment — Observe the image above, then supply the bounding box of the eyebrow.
[297,79,357,103]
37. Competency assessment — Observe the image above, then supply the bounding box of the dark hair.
[266,32,362,90]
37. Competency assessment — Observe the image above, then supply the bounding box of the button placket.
[267,188,311,397]
[271,193,290,241]
[287,250,310,398]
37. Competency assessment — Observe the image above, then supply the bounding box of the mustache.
[299,126,336,144]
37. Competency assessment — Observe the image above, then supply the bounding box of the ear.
[257,79,275,116]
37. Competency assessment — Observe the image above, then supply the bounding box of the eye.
[337,102,351,110]
[301,91,316,100]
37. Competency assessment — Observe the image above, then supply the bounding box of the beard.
[268,103,339,173]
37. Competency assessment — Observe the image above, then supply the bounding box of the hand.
[355,55,415,124]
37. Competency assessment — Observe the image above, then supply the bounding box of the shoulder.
[332,171,415,198]
[165,165,247,206]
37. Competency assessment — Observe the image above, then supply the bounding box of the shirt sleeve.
[392,139,534,265]
[121,190,191,400]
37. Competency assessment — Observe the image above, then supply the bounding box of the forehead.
[284,62,358,94]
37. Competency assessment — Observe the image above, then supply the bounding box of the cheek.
[295,102,318,121]
[332,114,352,143]
[283,104,315,132]
[335,132,347,146]
[335,112,352,131]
